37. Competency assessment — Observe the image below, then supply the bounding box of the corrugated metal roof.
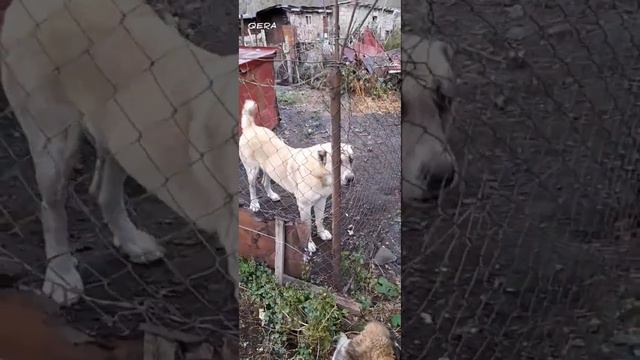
[239,46,279,66]
[240,0,399,17]
[258,4,331,15]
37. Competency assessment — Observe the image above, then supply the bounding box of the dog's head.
[402,34,458,203]
[315,143,355,186]
[331,321,396,360]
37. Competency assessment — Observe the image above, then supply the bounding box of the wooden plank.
[282,274,361,315]
[274,218,285,285]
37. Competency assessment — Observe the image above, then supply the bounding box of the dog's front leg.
[313,197,332,240]
[298,202,317,253]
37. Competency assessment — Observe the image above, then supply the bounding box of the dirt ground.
[0,90,237,353]
[239,86,402,283]
[403,0,640,359]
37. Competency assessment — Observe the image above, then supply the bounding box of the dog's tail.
[241,100,258,129]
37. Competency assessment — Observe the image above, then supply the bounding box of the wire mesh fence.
[0,0,238,354]
[403,0,640,359]
[238,6,401,290]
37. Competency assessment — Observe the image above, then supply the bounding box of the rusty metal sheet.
[239,46,280,130]
[353,28,386,58]
[239,47,278,66]
[238,208,308,279]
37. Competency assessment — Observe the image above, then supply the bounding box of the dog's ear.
[440,41,454,64]
[434,83,454,118]
[344,144,353,155]
[318,149,327,166]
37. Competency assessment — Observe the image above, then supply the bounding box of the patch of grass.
[278,92,301,106]
[341,251,400,308]
[240,259,346,359]
[390,313,401,328]
[383,27,401,51]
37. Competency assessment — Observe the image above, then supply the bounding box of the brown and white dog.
[1,0,238,305]
[332,321,396,360]
[402,33,458,202]
[239,100,355,254]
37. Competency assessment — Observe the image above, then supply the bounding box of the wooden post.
[331,0,342,289]
[274,218,285,285]
[240,15,245,46]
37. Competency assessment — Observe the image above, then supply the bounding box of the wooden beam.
[282,274,361,315]
[274,218,285,285]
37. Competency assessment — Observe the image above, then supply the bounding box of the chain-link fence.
[0,0,238,355]
[238,19,401,289]
[403,0,640,359]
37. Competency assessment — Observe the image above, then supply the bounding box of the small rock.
[570,338,585,347]
[347,224,354,236]
[507,49,527,69]
[611,333,640,346]
[373,246,396,265]
[506,25,533,40]
[494,94,507,110]
[547,23,574,38]
[587,318,601,333]
[420,312,433,324]
[505,5,524,18]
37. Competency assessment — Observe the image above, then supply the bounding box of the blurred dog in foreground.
[402,33,458,203]
[239,99,355,254]
[1,0,238,305]
[332,321,396,360]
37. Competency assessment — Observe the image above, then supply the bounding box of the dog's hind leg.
[298,202,317,253]
[95,156,164,263]
[261,173,280,202]
[313,197,332,240]
[245,165,261,212]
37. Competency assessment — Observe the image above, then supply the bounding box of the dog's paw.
[115,230,165,264]
[43,256,84,306]
[318,229,332,241]
[268,193,281,202]
[249,200,261,212]
[307,239,317,254]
